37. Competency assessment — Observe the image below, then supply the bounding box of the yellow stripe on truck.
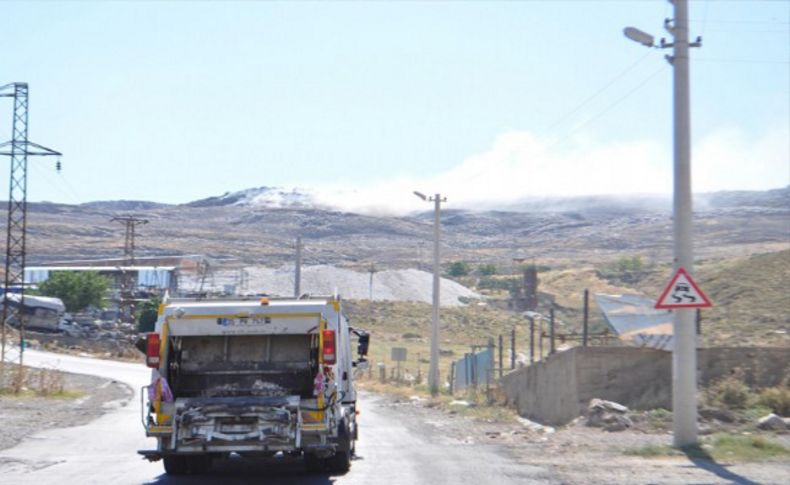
[154,318,171,425]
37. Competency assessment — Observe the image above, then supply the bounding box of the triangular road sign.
[655,267,712,309]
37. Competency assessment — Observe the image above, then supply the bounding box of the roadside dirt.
[377,393,790,485]
[0,370,133,451]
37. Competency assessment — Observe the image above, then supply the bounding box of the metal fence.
[451,348,493,392]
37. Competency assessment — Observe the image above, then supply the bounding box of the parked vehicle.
[137,295,369,475]
[0,293,65,332]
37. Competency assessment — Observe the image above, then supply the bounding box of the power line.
[547,64,668,150]
[695,57,790,64]
[544,51,654,134]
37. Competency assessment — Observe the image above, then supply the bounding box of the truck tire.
[327,420,352,473]
[304,453,325,473]
[186,455,212,474]
[163,456,188,475]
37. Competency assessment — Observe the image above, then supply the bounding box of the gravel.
[0,369,132,451]
[181,265,480,306]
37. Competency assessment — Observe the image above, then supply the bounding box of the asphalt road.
[0,350,554,484]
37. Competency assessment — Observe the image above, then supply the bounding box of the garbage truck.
[137,295,369,475]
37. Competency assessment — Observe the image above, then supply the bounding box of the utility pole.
[582,289,589,347]
[624,0,701,447]
[368,263,376,301]
[413,191,446,396]
[294,236,302,297]
[0,82,61,366]
[111,216,148,323]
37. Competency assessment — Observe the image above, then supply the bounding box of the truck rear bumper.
[164,396,308,452]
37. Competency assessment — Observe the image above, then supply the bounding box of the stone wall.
[499,346,790,426]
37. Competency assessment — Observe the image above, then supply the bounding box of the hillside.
[346,249,789,381]
[13,187,789,270]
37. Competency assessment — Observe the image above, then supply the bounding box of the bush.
[596,255,650,285]
[477,263,497,276]
[759,387,790,416]
[478,276,519,291]
[447,261,471,277]
[136,296,162,333]
[706,372,752,410]
[39,271,109,312]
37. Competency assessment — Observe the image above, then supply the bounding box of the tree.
[447,261,471,277]
[477,263,497,276]
[39,271,109,312]
[137,296,162,333]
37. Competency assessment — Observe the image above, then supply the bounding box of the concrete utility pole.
[294,236,302,297]
[413,191,446,396]
[624,0,701,447]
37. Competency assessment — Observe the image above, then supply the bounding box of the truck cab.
[138,295,369,475]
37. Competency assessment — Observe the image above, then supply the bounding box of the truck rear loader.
[137,295,369,475]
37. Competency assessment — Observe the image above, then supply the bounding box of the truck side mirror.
[357,333,370,357]
[134,335,147,354]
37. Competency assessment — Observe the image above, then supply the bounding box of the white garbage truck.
[137,295,369,475]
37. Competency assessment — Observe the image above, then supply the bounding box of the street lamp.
[413,190,446,396]
[624,0,701,447]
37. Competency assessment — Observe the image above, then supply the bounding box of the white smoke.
[305,126,787,215]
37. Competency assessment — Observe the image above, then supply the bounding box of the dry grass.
[0,364,83,399]
[358,378,517,423]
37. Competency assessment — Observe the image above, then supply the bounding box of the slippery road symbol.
[655,267,712,309]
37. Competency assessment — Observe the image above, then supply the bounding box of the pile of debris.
[586,398,633,432]
[57,311,137,341]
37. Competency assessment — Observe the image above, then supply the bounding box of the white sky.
[2,1,788,212]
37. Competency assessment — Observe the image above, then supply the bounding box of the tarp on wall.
[595,293,674,351]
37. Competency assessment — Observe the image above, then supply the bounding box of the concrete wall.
[500,349,578,426]
[499,346,790,426]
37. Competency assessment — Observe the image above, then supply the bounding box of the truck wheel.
[328,420,352,473]
[163,456,188,475]
[304,453,325,473]
[187,455,212,474]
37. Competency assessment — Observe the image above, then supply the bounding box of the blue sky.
[2,1,788,212]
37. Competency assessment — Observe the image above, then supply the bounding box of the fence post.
[538,319,544,361]
[510,327,516,370]
[549,308,556,355]
[498,334,504,378]
[529,317,535,364]
[695,309,701,335]
[449,361,455,395]
[583,289,589,347]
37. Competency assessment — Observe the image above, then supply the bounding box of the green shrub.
[477,263,497,276]
[478,276,519,291]
[706,373,752,410]
[758,387,790,416]
[39,271,109,312]
[447,261,471,277]
[136,296,162,333]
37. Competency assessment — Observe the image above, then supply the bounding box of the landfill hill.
[18,186,790,270]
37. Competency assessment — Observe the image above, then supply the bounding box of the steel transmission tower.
[111,216,148,322]
[0,82,61,366]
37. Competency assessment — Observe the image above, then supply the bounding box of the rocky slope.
[11,187,789,268]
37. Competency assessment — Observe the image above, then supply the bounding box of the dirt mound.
[181,265,480,306]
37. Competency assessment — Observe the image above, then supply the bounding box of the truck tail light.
[322,329,336,365]
[146,332,161,368]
